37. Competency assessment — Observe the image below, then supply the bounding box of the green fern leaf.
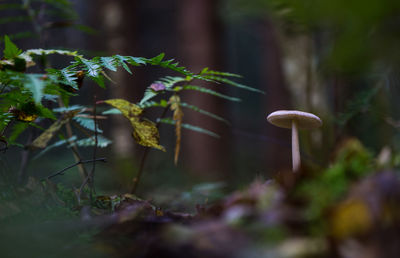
[138,100,169,109]
[139,76,187,105]
[179,102,230,124]
[3,35,22,59]
[0,112,13,131]
[25,74,45,104]
[100,56,118,71]
[49,68,78,89]
[53,105,85,113]
[181,85,241,102]
[142,53,192,76]
[73,116,103,133]
[74,135,112,148]
[158,118,220,138]
[113,55,133,74]
[102,108,122,115]
[125,56,146,66]
[200,68,242,78]
[80,58,101,78]
[202,75,264,94]
[33,135,77,160]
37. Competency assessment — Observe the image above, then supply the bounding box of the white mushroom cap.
[267,110,322,129]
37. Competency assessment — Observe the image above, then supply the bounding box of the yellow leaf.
[132,119,165,151]
[30,111,78,149]
[104,99,165,151]
[169,95,183,164]
[104,99,142,117]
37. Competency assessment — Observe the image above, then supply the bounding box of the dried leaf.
[30,111,78,149]
[104,99,165,151]
[169,95,183,164]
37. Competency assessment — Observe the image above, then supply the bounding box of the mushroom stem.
[292,120,300,172]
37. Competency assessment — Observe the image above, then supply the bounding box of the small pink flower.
[150,83,166,92]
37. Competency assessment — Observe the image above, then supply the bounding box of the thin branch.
[57,98,89,180]
[89,95,99,199]
[43,158,106,181]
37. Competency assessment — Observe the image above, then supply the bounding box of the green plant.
[0,36,262,201]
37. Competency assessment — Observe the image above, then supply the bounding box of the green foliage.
[158,118,220,138]
[0,36,259,186]
[3,35,22,59]
[295,139,374,235]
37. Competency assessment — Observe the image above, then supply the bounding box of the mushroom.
[267,110,322,172]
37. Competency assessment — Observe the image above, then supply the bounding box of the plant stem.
[131,105,169,194]
[89,95,98,200]
[292,120,300,172]
[43,158,106,180]
[57,98,88,180]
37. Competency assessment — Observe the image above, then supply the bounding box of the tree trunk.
[98,0,140,159]
[178,0,229,179]
[262,19,293,173]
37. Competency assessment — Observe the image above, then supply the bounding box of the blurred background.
[1,0,400,200]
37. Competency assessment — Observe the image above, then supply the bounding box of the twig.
[57,98,89,180]
[43,158,106,180]
[131,105,169,194]
[89,95,99,200]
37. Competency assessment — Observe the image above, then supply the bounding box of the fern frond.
[24,74,45,104]
[158,118,220,138]
[100,56,118,72]
[200,67,242,78]
[179,102,230,124]
[201,75,264,94]
[139,76,187,105]
[181,85,241,102]
[73,135,112,148]
[53,105,85,113]
[101,108,122,115]
[141,53,193,76]
[0,112,13,131]
[138,100,169,109]
[113,55,133,74]
[73,116,103,133]
[79,58,101,78]
[33,135,77,160]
